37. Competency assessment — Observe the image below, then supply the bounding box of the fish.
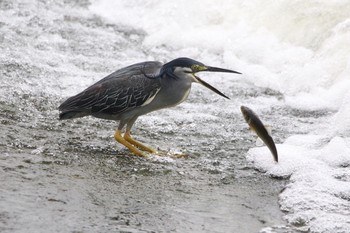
[240,105,278,162]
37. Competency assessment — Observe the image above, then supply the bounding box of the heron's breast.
[177,88,191,105]
[164,81,192,107]
[143,81,191,110]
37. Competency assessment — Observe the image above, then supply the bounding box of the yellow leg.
[114,130,147,157]
[124,130,157,154]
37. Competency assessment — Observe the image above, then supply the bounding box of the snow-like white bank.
[247,135,350,232]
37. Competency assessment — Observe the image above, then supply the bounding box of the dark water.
[0,1,314,232]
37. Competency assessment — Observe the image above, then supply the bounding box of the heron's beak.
[204,66,242,74]
[193,65,241,99]
[194,75,230,99]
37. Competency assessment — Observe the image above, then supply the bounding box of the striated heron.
[59,57,241,156]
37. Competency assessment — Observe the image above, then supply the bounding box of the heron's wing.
[59,61,162,116]
[95,61,163,84]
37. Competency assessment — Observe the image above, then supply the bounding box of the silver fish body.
[240,106,278,162]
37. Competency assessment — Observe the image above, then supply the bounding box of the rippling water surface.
[1,1,349,232]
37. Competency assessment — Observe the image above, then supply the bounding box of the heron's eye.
[191,64,206,72]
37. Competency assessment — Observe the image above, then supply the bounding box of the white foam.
[247,136,350,231]
[90,0,350,111]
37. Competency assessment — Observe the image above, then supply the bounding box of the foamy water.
[90,1,350,232]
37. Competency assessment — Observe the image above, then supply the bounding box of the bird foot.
[115,130,188,158]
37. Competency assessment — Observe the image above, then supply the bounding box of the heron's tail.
[59,94,89,120]
[59,110,88,120]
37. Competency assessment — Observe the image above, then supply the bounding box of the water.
[1,0,349,232]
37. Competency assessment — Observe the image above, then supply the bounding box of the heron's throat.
[191,73,201,83]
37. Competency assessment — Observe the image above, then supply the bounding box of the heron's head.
[161,57,241,99]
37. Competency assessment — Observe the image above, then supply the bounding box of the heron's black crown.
[159,57,205,80]
[163,57,204,70]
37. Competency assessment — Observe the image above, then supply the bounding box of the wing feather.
[59,61,162,119]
